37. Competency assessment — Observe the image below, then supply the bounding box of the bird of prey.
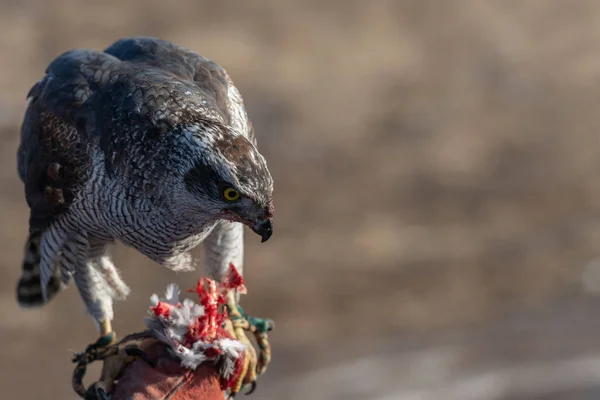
[16,36,274,392]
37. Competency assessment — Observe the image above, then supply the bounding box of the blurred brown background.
[2,1,600,399]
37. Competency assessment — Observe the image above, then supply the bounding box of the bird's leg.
[71,242,137,399]
[98,319,116,346]
[83,239,132,349]
[96,254,131,301]
[223,291,274,397]
[71,241,120,381]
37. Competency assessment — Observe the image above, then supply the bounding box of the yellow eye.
[223,187,240,201]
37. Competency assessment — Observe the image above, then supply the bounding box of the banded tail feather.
[16,232,63,307]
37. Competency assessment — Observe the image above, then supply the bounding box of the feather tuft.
[144,273,246,388]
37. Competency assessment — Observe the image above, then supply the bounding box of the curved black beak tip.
[259,220,273,243]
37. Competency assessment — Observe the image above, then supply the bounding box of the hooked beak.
[234,199,274,243]
[251,218,273,243]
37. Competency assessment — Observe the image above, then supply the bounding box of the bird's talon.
[72,332,151,399]
[265,320,274,332]
[224,293,272,396]
[245,381,257,395]
[82,383,110,400]
[124,345,155,368]
[95,386,110,400]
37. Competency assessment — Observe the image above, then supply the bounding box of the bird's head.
[182,129,274,242]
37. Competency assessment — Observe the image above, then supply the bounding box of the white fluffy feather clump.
[144,283,245,379]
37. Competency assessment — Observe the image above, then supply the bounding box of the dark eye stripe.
[184,160,221,195]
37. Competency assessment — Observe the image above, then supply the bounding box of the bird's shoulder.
[106,37,232,116]
[25,37,241,145]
